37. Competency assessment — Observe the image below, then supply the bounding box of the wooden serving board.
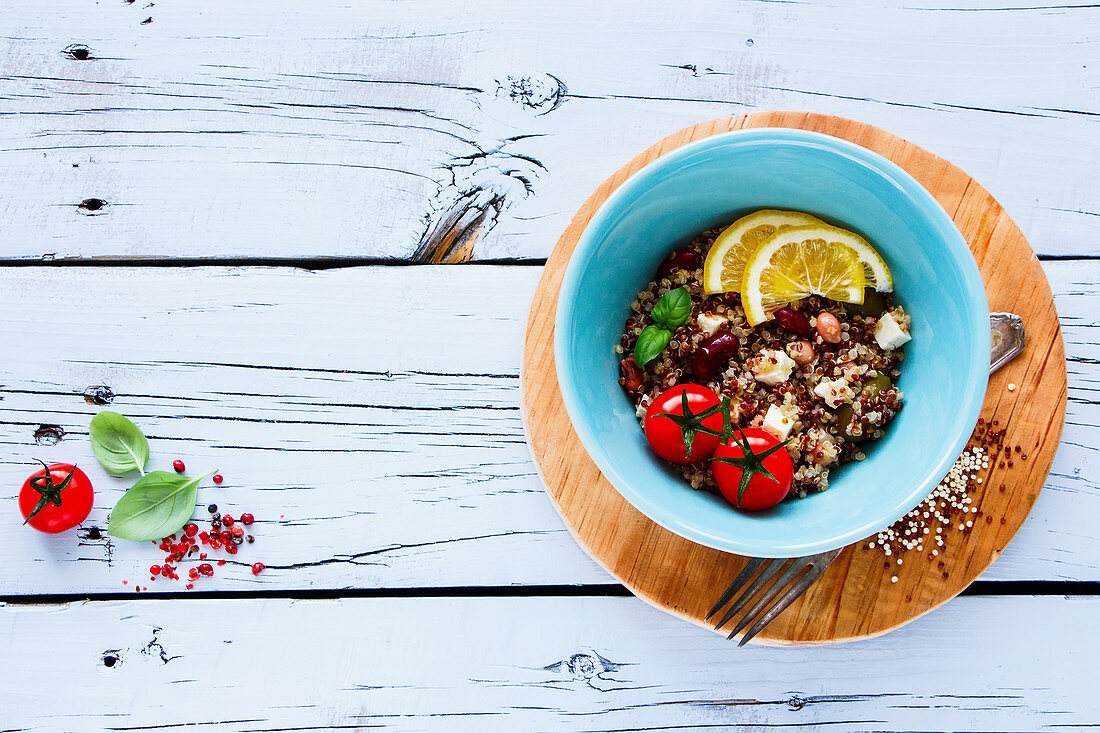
[520,112,1068,645]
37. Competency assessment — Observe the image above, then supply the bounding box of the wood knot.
[78,198,108,215]
[83,385,115,405]
[414,144,545,263]
[34,424,65,446]
[542,650,628,691]
[62,44,93,61]
[79,526,104,541]
[566,653,598,678]
[496,73,567,115]
[787,695,806,711]
[102,650,121,668]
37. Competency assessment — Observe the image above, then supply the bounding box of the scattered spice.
[132,504,262,588]
[871,418,1020,585]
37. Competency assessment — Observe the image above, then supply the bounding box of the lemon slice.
[741,225,868,326]
[817,224,893,292]
[702,209,825,295]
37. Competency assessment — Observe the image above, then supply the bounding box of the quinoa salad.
[618,226,912,501]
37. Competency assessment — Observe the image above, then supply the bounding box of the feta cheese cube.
[752,349,795,386]
[761,404,795,441]
[696,312,728,337]
[874,311,912,350]
[814,378,855,408]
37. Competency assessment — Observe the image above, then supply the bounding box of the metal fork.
[705,550,842,646]
[707,313,1026,646]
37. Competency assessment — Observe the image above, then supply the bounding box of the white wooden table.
[2,2,1097,730]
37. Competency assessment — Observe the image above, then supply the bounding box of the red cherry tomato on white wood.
[19,463,93,533]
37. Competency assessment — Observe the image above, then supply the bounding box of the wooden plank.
[0,0,1096,261]
[0,263,1093,593]
[2,594,1097,731]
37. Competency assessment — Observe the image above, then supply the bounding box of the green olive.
[862,374,892,397]
[835,402,864,443]
[836,375,893,442]
[844,288,887,317]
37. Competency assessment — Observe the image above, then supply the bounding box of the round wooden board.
[520,112,1068,645]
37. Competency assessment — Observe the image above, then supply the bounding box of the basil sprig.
[89,411,217,541]
[651,287,691,330]
[90,411,149,475]
[633,287,692,367]
[633,325,671,368]
[109,470,216,541]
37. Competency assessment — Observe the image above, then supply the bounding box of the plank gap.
[3,580,1098,606]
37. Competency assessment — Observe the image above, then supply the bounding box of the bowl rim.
[553,126,991,557]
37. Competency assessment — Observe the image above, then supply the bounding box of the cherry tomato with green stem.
[644,384,729,464]
[711,428,794,511]
[18,462,94,533]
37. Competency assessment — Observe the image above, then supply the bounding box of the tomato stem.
[24,460,78,523]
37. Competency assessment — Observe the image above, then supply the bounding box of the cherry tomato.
[712,428,794,511]
[18,462,94,533]
[644,385,726,464]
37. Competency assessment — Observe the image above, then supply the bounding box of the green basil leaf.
[650,287,692,330]
[108,470,215,541]
[634,325,672,367]
[89,411,149,475]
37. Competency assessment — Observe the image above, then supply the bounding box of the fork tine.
[705,557,765,621]
[736,564,825,647]
[713,558,787,630]
[725,560,807,640]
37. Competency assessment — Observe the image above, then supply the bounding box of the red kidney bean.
[772,306,813,337]
[692,331,740,382]
[655,248,702,282]
[789,339,815,366]
[816,311,842,343]
[619,356,644,395]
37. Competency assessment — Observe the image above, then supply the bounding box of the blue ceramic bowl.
[554,128,990,557]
